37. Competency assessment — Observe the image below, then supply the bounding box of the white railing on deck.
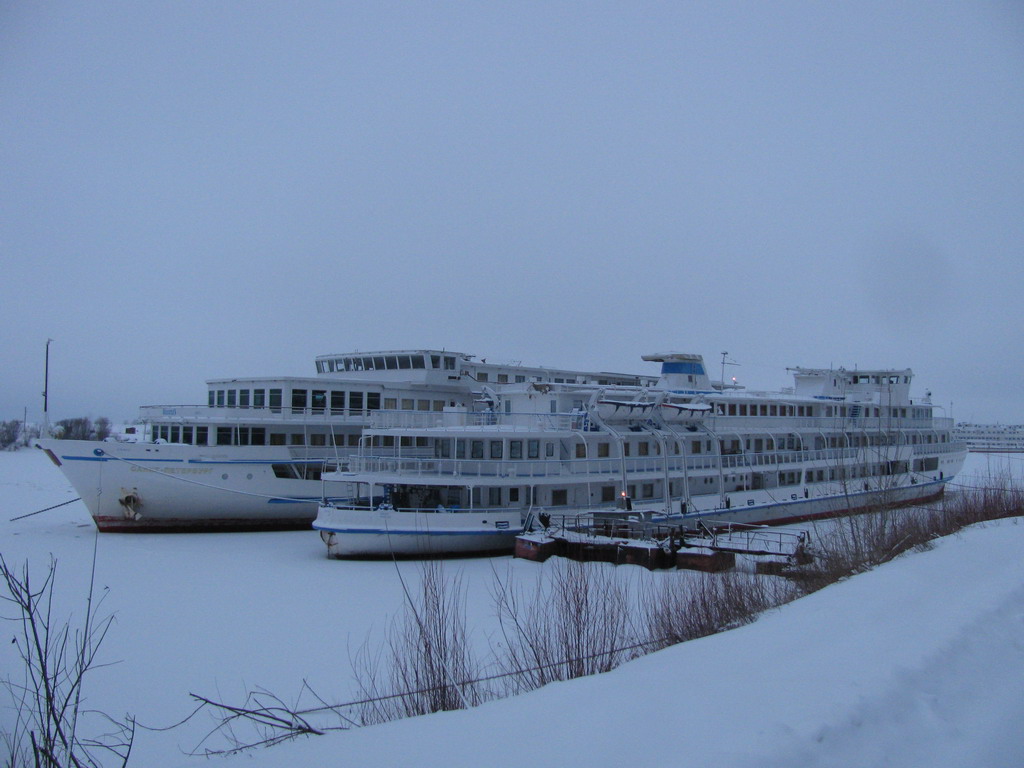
[341,446,867,482]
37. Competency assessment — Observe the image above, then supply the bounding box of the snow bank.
[219,519,1024,768]
[2,448,1022,767]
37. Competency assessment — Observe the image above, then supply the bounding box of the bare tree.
[0,552,134,768]
[93,419,112,442]
[0,421,21,450]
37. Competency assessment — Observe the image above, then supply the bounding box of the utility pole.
[43,338,52,433]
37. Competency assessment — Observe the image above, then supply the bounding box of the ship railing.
[912,442,965,455]
[703,415,941,431]
[680,520,810,557]
[366,410,587,431]
[338,446,864,481]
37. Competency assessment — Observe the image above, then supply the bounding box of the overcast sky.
[2,1,1022,425]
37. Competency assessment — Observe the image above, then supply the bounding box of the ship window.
[350,392,364,413]
[498,374,508,383]
[478,372,489,382]
[384,398,397,409]
[269,433,285,446]
[444,357,456,370]
[227,390,236,407]
[367,393,381,410]
[331,391,345,413]
[739,404,747,416]
[471,440,484,459]
[397,355,411,369]
[170,426,180,443]
[217,427,232,445]
[510,440,523,459]
[515,375,525,383]
[489,488,501,506]
[528,440,540,459]
[217,390,225,407]
[509,488,520,503]
[196,426,208,445]
[455,440,465,459]
[576,444,586,458]
[602,486,615,502]
[490,441,503,459]
[309,434,325,446]
[312,390,327,413]
[251,428,265,446]
[598,443,609,458]
[431,355,441,369]
[239,390,250,407]
[374,357,386,370]
[412,355,425,369]
[642,484,654,498]
[291,389,307,413]
[385,356,398,369]
[182,426,193,444]
[638,442,649,456]
[418,400,430,410]
[290,434,305,446]
[208,391,215,407]
[551,489,568,506]
[434,401,445,411]
[546,442,554,457]
[402,399,414,410]
[269,389,282,412]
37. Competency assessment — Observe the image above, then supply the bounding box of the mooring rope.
[10,497,82,521]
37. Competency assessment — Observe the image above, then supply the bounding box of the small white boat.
[313,500,522,558]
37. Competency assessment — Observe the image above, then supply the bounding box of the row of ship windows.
[314,354,650,387]
[318,354,457,373]
[714,403,929,419]
[152,425,365,447]
[153,425,948,450]
[208,388,451,413]
[377,457,939,509]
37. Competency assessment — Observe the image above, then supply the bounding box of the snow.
[2,448,1023,766]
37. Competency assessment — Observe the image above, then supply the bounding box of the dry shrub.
[491,560,641,694]
[352,561,485,725]
[641,570,800,651]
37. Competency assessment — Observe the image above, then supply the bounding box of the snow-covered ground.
[2,449,1022,766]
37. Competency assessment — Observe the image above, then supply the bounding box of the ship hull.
[36,440,350,532]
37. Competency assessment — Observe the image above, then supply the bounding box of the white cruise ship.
[952,423,1024,453]
[36,350,658,531]
[312,353,967,557]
